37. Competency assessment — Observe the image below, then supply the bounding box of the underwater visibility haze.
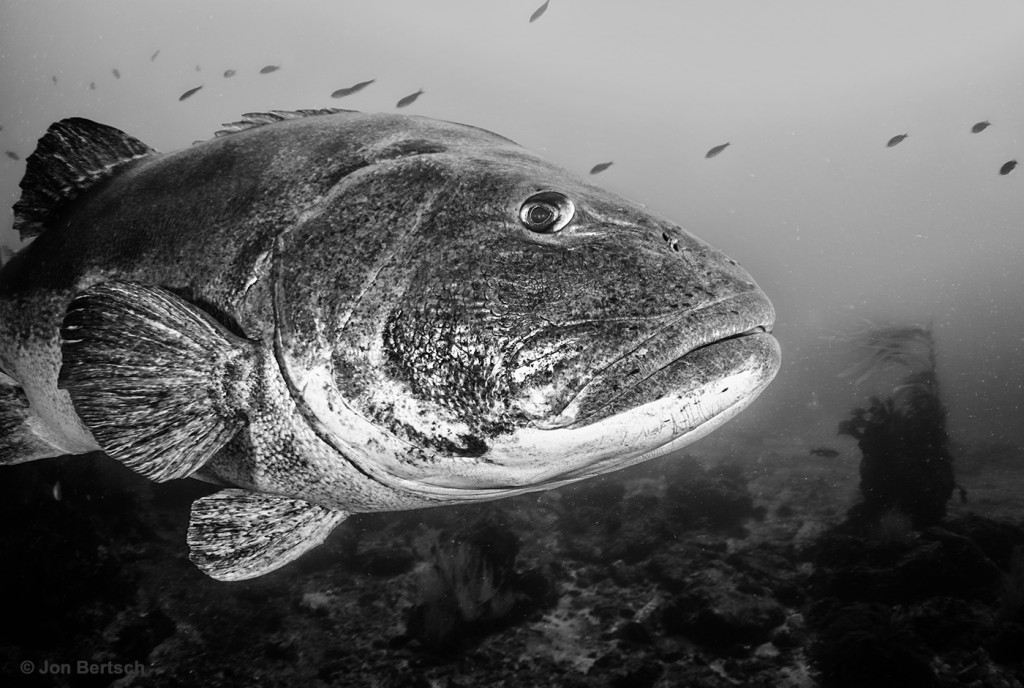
[1,1,1023,686]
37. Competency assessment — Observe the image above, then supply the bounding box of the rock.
[943,515,1024,571]
[905,597,990,651]
[986,622,1024,665]
[660,568,787,649]
[810,601,941,688]
[609,657,664,688]
[809,528,1002,604]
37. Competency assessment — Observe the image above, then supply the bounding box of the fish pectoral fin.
[59,280,259,482]
[187,489,349,581]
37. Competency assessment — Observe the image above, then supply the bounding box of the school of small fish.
[5,31,1021,179]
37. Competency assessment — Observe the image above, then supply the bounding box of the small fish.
[971,120,991,134]
[5,150,20,161]
[259,65,280,74]
[809,447,839,458]
[705,142,730,159]
[0,123,3,131]
[112,68,121,79]
[151,49,160,62]
[886,133,908,148]
[52,480,62,501]
[530,0,550,22]
[589,161,613,175]
[196,65,201,72]
[0,110,779,581]
[51,75,58,85]
[178,85,203,101]
[396,89,424,108]
[223,69,236,78]
[90,82,96,90]
[999,160,1017,176]
[331,79,375,99]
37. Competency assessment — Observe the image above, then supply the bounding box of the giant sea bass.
[0,109,780,580]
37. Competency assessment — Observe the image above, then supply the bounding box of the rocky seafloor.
[2,440,1023,688]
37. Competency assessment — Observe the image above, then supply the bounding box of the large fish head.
[274,114,780,502]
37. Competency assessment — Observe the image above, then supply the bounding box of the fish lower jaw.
[551,330,777,431]
[413,352,778,494]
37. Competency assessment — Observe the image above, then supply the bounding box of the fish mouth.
[538,291,778,429]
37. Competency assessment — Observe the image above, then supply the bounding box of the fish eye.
[519,192,575,233]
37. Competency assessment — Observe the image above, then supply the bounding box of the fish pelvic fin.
[0,376,66,464]
[58,281,258,482]
[188,489,349,581]
[13,118,156,240]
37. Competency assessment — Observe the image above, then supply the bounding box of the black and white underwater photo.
[2,1,1023,686]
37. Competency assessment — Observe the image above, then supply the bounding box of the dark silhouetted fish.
[223,69,236,78]
[196,65,201,72]
[260,65,280,74]
[0,123,3,131]
[886,133,908,147]
[999,160,1017,176]
[396,89,424,108]
[331,79,375,98]
[112,68,121,79]
[151,49,160,62]
[51,75,57,85]
[809,447,839,458]
[589,161,613,175]
[178,85,203,101]
[705,142,730,158]
[90,82,96,90]
[971,120,991,133]
[530,0,550,22]
[5,150,20,160]
[0,110,779,581]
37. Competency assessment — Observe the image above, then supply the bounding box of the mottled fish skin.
[0,110,779,570]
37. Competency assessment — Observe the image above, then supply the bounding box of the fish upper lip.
[539,291,776,428]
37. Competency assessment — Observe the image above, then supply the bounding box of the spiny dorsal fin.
[214,108,357,137]
[13,118,156,240]
[58,280,258,482]
[188,489,349,580]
